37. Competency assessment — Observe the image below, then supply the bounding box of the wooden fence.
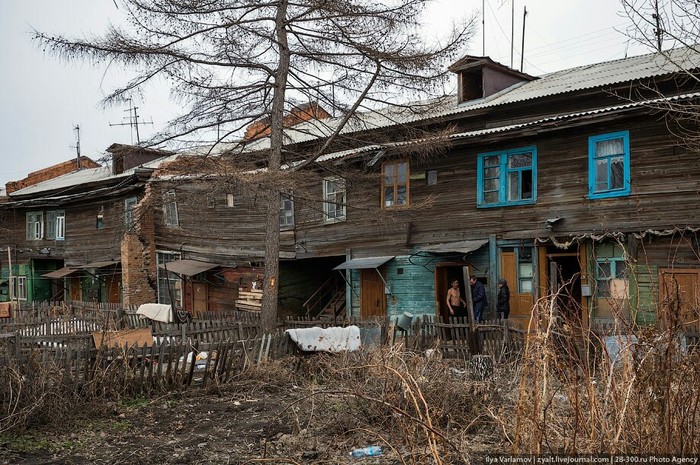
[1,335,295,397]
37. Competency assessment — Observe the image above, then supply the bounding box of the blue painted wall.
[347,250,493,320]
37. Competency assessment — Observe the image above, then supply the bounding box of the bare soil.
[0,354,506,464]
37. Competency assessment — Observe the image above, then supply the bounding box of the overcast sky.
[0,0,651,188]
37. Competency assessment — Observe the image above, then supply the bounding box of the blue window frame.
[477,146,537,207]
[588,130,630,199]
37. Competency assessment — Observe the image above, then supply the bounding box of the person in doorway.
[497,278,510,320]
[470,276,487,322]
[446,279,467,319]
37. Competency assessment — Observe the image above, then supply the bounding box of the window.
[426,170,438,186]
[588,131,630,199]
[279,194,294,228]
[157,251,182,307]
[46,210,65,240]
[9,276,28,301]
[226,193,235,208]
[323,177,346,222]
[477,146,536,207]
[382,160,409,208]
[124,197,137,230]
[595,244,628,298]
[517,247,534,293]
[96,206,105,229]
[26,212,44,240]
[163,191,179,227]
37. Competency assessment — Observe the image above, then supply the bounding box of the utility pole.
[510,0,515,68]
[482,0,486,56]
[74,125,81,170]
[652,0,663,51]
[520,6,527,72]
[109,98,153,144]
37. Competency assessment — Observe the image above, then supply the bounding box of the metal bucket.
[396,312,414,332]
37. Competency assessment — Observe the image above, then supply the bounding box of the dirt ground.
[0,354,507,464]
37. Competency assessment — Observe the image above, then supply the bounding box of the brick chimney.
[244,102,332,140]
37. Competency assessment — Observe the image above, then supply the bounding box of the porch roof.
[42,267,78,279]
[161,259,221,276]
[80,260,120,269]
[416,239,488,254]
[333,256,394,271]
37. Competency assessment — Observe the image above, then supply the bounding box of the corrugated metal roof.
[42,267,78,279]
[315,91,700,163]
[214,46,700,154]
[333,256,394,270]
[417,239,488,254]
[161,259,221,276]
[9,153,180,197]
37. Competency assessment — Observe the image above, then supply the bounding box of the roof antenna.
[109,97,153,145]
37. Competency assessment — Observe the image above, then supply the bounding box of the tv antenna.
[109,98,153,144]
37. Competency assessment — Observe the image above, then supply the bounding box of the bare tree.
[622,0,700,152]
[35,0,475,331]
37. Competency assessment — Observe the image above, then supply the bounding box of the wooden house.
[0,145,171,306]
[2,46,699,334]
[284,47,700,331]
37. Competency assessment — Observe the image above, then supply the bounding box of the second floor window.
[125,197,137,230]
[46,210,65,240]
[279,194,294,228]
[588,130,630,199]
[382,160,409,208]
[26,212,44,240]
[477,147,536,207]
[163,191,179,227]
[323,177,346,222]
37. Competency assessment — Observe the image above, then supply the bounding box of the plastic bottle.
[349,445,383,458]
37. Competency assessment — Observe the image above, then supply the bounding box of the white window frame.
[163,191,179,227]
[10,276,28,301]
[46,210,66,240]
[322,177,346,223]
[26,212,44,240]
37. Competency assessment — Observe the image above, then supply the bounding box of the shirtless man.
[446,279,467,318]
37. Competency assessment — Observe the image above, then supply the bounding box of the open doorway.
[547,249,583,324]
[435,264,468,323]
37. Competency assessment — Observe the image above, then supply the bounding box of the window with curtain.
[588,131,630,199]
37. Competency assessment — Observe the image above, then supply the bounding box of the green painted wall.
[630,263,658,326]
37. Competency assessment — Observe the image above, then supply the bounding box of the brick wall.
[120,186,157,306]
[6,157,100,194]
[244,102,332,140]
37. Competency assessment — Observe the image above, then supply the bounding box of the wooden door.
[106,276,121,304]
[360,269,386,318]
[500,251,534,319]
[659,269,700,332]
[193,282,209,314]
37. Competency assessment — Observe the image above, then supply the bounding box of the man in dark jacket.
[497,278,510,320]
[469,276,487,322]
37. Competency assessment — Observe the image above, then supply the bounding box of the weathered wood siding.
[150,181,295,260]
[294,115,700,260]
